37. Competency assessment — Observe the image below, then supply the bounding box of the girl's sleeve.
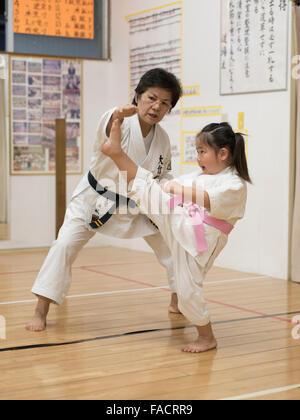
[205,177,247,221]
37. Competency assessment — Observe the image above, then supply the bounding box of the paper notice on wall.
[220,0,289,94]
[182,106,222,118]
[182,86,200,97]
[126,2,182,102]
[183,131,198,164]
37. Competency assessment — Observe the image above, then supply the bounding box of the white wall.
[0,0,293,281]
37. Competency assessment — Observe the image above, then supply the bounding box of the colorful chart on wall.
[10,56,83,175]
[220,0,290,94]
[13,0,94,39]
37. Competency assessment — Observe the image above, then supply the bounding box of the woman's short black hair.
[132,68,182,109]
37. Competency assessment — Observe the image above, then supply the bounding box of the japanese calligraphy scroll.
[220,0,290,94]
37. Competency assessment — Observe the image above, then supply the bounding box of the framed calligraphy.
[220,0,290,95]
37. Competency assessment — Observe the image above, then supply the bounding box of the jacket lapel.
[127,114,147,165]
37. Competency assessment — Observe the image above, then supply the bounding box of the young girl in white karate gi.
[26,68,182,332]
[102,119,251,353]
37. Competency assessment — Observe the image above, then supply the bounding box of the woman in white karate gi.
[102,119,252,353]
[26,68,182,331]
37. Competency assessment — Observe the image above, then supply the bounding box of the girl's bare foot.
[26,296,51,332]
[181,336,217,353]
[181,322,217,353]
[168,293,182,314]
[101,119,122,157]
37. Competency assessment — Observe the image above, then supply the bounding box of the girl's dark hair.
[197,122,252,183]
[132,68,182,109]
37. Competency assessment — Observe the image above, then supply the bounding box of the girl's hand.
[162,180,184,195]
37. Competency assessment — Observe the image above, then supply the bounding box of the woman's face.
[135,87,172,134]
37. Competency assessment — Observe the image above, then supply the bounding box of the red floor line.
[0,261,154,276]
[80,266,170,291]
[0,262,292,325]
[206,298,292,324]
[0,270,39,276]
[76,261,154,269]
[81,266,292,325]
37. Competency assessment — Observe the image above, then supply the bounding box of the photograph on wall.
[10,56,82,174]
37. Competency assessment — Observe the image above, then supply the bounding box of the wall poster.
[126,2,183,176]
[126,1,182,102]
[10,56,82,175]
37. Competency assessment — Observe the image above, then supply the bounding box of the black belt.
[88,171,136,229]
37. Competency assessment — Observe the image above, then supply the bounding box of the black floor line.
[0,310,299,353]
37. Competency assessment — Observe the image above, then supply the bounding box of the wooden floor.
[0,246,299,400]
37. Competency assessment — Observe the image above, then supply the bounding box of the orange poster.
[13,0,94,39]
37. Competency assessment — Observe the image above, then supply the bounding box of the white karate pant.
[128,169,211,327]
[31,192,176,305]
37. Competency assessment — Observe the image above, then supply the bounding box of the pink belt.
[168,195,234,253]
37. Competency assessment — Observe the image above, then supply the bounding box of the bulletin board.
[9,55,83,175]
[220,0,290,95]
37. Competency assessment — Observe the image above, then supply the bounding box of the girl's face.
[196,136,228,175]
[135,87,172,135]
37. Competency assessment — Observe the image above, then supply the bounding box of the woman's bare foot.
[168,293,182,314]
[101,119,122,157]
[26,296,51,332]
[181,322,217,353]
